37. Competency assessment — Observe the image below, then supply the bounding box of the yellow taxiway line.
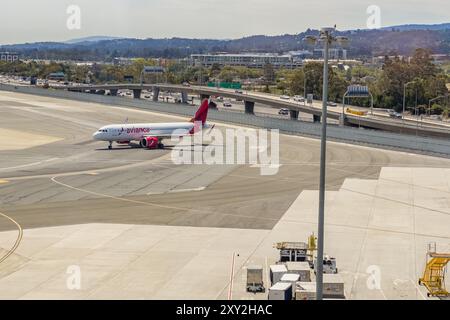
[0,211,23,264]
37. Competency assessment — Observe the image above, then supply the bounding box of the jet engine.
[140,137,159,149]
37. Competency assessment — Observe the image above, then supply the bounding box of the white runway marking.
[0,158,59,171]
[147,186,206,195]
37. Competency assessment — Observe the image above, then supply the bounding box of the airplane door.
[117,127,126,138]
[111,128,121,138]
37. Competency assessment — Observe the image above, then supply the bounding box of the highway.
[2,74,449,135]
[53,82,450,138]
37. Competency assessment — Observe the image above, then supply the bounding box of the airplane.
[93,98,214,150]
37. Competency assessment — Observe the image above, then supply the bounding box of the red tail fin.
[190,99,210,125]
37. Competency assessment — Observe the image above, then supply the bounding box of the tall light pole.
[140,69,144,86]
[428,95,447,116]
[304,28,348,300]
[403,81,415,120]
[303,69,314,106]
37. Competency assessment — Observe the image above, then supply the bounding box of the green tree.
[372,49,448,112]
[263,63,275,84]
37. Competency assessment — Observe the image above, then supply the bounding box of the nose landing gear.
[108,141,113,150]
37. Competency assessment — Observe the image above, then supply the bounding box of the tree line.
[281,49,449,116]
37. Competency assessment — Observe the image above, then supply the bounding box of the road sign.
[143,66,165,74]
[347,85,370,97]
[207,82,241,89]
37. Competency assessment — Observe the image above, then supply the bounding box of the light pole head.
[319,27,336,42]
[320,27,335,34]
[335,36,349,47]
[303,35,318,45]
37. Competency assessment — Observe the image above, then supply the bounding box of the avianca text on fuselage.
[92,99,213,150]
[126,127,150,134]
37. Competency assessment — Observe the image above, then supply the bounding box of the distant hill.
[65,36,127,44]
[382,23,450,31]
[1,24,449,61]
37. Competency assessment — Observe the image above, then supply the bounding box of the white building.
[0,52,19,62]
[313,48,347,60]
[113,57,134,66]
[190,53,302,69]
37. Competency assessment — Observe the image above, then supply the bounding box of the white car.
[223,102,232,107]
[280,95,290,100]
[387,110,402,119]
[278,108,289,115]
[294,95,305,102]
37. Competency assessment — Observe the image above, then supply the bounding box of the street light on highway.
[303,27,348,301]
[403,81,416,120]
[428,95,448,116]
[303,69,315,106]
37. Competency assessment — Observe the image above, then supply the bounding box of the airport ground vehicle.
[419,243,450,297]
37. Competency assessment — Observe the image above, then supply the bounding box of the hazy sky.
[1,0,449,44]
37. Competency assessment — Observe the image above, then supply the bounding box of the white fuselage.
[93,122,195,142]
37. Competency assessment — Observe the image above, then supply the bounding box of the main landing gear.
[108,141,164,150]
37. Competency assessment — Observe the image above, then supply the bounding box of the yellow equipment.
[419,243,450,298]
[308,233,317,258]
[346,108,368,116]
[274,233,317,263]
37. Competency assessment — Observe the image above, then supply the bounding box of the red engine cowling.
[140,137,159,149]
